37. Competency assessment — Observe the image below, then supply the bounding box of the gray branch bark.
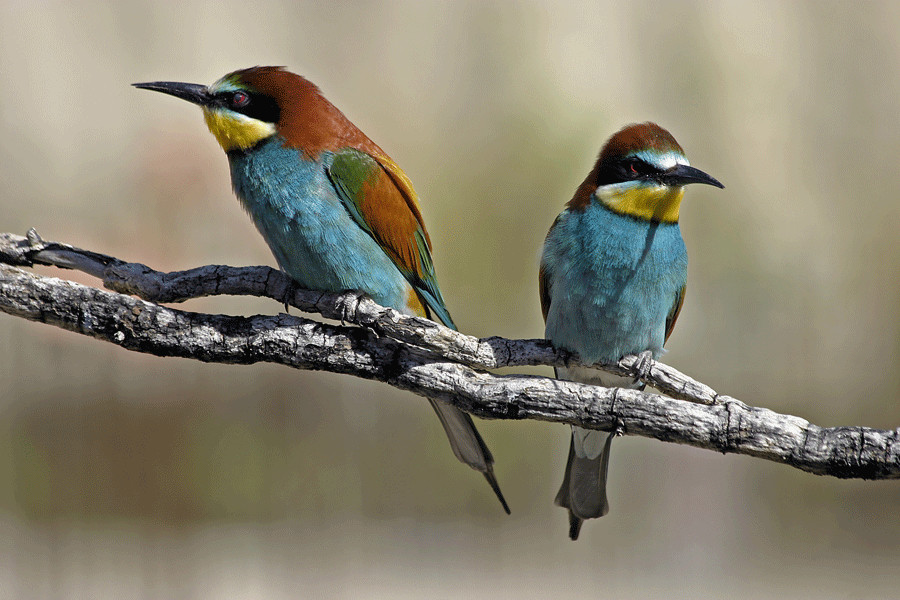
[2,230,898,480]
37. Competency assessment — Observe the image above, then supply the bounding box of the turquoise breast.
[227,138,413,311]
[542,203,687,363]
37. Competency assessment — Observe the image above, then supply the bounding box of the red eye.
[629,163,638,174]
[231,91,250,107]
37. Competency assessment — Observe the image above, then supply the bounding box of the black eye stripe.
[624,157,653,174]
[596,157,663,186]
[215,90,281,124]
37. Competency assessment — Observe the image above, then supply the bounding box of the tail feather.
[403,300,507,513]
[568,511,584,541]
[555,427,614,540]
[428,398,510,514]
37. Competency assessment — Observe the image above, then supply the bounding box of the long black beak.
[132,81,211,107]
[661,163,724,189]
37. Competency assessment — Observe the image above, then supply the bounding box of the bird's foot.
[335,289,368,326]
[281,278,299,314]
[631,350,654,388]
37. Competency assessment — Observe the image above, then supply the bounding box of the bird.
[539,122,723,539]
[133,66,509,514]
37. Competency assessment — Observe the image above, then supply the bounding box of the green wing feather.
[327,147,455,329]
[665,284,686,343]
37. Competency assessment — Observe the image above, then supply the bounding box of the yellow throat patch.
[202,108,277,152]
[596,183,685,223]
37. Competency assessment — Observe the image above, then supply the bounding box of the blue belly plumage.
[228,139,413,311]
[542,203,687,364]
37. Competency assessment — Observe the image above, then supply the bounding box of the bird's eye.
[624,158,653,178]
[231,91,250,107]
[621,159,642,177]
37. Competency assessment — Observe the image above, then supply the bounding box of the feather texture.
[540,122,720,539]
[218,67,500,510]
[327,148,453,328]
[139,67,509,512]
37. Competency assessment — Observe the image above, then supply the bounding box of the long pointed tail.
[428,398,510,514]
[554,426,614,540]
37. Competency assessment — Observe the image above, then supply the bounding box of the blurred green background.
[1,0,899,597]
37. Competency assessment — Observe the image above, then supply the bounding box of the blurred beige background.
[1,0,899,598]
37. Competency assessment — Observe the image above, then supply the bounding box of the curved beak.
[132,81,211,107]
[661,163,724,189]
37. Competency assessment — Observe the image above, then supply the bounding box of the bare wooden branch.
[2,230,898,480]
[0,231,718,403]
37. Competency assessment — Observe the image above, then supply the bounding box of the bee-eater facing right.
[539,122,723,540]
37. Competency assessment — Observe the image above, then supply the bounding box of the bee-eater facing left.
[540,123,723,539]
[134,66,508,513]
